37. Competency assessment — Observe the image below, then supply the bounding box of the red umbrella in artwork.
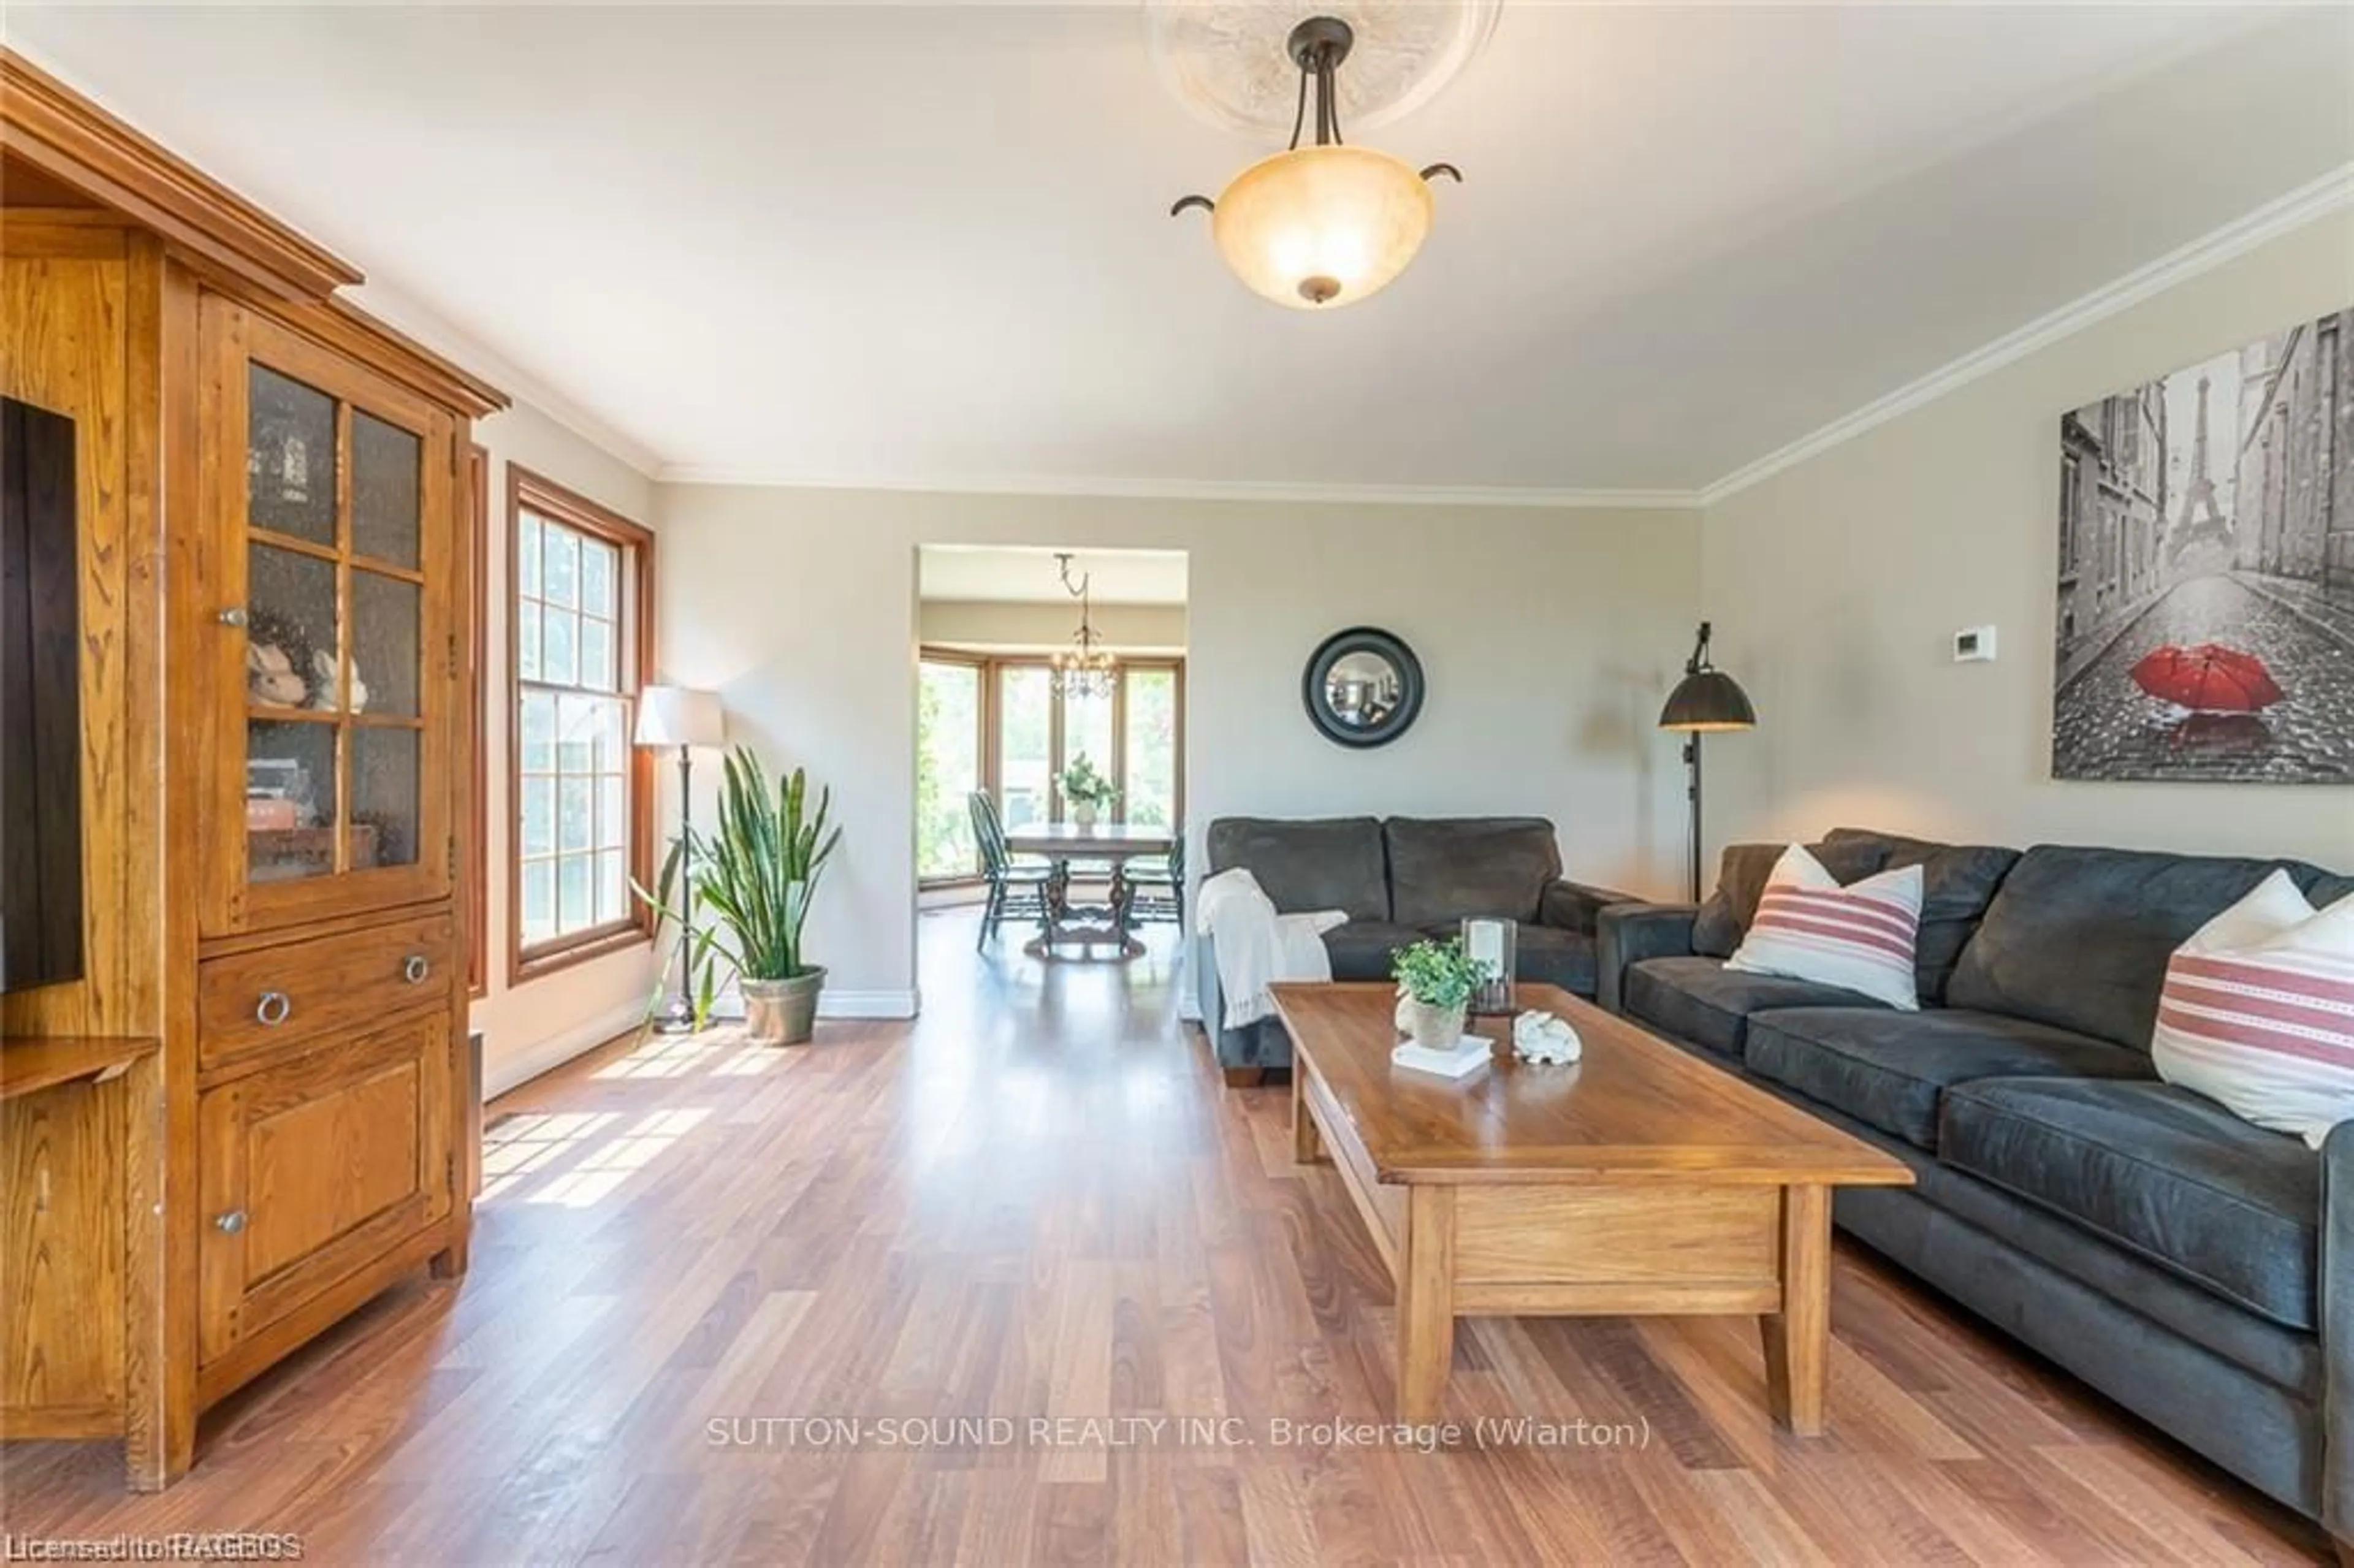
[2131,642,2284,712]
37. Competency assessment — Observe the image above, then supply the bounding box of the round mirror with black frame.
[1302,627,1425,748]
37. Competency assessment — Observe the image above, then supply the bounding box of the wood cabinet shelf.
[0,1035,161,1101]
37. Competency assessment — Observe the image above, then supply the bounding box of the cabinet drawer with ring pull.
[198,911,456,1078]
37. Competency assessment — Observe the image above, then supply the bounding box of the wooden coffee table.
[1272,981,1913,1431]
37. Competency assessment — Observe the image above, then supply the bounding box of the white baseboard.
[820,988,921,1019]
[483,1000,648,1102]
[706,986,922,1022]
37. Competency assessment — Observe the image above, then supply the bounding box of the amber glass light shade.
[1209,144,1434,310]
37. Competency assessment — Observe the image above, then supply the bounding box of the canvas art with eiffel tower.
[2050,302,2354,785]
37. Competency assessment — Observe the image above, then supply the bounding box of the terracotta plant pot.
[742,968,826,1046]
[1394,995,1468,1051]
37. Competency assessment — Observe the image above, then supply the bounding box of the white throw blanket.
[1195,869,1346,1029]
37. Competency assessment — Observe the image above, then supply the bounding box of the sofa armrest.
[1190,932,1297,1073]
[2321,1120,2354,1540]
[1539,878,1642,935]
[1595,902,1699,1015]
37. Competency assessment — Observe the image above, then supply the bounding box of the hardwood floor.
[2,911,2330,1564]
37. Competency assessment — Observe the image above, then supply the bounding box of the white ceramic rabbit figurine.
[1511,1010,1582,1064]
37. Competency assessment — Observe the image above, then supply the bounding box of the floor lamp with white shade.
[636,685,726,1033]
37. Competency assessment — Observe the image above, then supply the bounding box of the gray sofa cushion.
[1621,956,1885,1059]
[1691,835,1892,958]
[1508,924,1597,997]
[1945,845,2331,1050]
[1385,817,1561,926]
[1824,828,2019,1005]
[1329,919,1598,994]
[1320,920,1426,982]
[1894,1154,2321,1394]
[1207,816,1389,922]
[1413,921,1596,995]
[1745,1007,2152,1152]
[1940,1077,2320,1331]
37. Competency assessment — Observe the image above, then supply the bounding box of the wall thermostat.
[1953,626,1997,663]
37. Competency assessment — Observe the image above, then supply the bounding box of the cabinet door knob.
[402,954,430,984]
[219,606,249,628]
[215,1209,248,1234]
[254,990,292,1027]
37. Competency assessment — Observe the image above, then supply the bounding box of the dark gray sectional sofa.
[1597,826,2354,1540]
[1194,816,1631,1079]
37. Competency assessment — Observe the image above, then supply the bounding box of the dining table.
[1000,821,1177,959]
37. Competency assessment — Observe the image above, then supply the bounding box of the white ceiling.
[15,4,2353,497]
[920,546,1189,606]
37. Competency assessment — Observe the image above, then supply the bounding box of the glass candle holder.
[1463,916,1517,1014]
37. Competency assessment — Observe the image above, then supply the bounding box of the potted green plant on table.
[639,746,841,1046]
[1059,753,1119,829]
[1391,937,1493,1051]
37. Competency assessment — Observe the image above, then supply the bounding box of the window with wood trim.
[508,466,654,979]
[917,652,986,882]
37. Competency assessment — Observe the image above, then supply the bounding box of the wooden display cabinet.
[0,49,505,1488]
[197,300,462,936]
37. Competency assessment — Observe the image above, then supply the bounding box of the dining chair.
[1124,828,1186,929]
[969,791,1054,950]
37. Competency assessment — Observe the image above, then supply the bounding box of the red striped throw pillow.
[1724,843,1924,1011]
[2152,870,2354,1149]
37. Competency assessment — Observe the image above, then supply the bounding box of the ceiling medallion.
[1167,15,1465,311]
[1146,1,1499,140]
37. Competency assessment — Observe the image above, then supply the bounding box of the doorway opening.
[915,546,1188,957]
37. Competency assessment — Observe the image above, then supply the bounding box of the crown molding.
[1699,160,2354,508]
[654,465,1702,511]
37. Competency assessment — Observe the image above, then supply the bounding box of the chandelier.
[1168,15,1461,310]
[1051,553,1118,698]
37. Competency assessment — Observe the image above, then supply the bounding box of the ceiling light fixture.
[1169,15,1462,311]
[1051,553,1118,699]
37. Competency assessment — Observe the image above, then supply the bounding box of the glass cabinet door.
[205,300,457,935]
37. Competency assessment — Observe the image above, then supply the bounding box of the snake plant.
[638,747,841,1025]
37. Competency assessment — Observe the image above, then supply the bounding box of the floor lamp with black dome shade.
[1658,622,1757,903]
